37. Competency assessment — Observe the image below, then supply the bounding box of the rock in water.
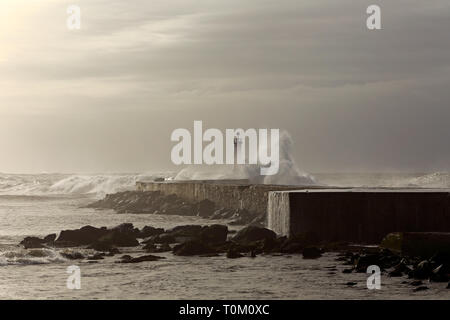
[20,237,46,249]
[94,230,139,247]
[226,247,244,259]
[302,247,322,259]
[200,225,228,244]
[139,226,164,238]
[119,254,165,263]
[56,225,109,246]
[172,240,216,256]
[232,226,276,244]
[413,286,429,292]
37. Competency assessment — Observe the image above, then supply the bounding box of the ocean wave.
[0,172,173,197]
[0,248,67,266]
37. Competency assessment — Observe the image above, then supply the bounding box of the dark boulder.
[409,260,432,280]
[226,247,244,259]
[302,247,322,259]
[112,223,140,237]
[200,225,228,244]
[430,264,450,282]
[119,254,166,263]
[56,225,109,246]
[355,254,381,273]
[139,226,164,238]
[152,233,176,244]
[20,237,46,249]
[44,234,57,243]
[173,240,216,256]
[232,226,276,245]
[95,230,139,247]
[166,225,203,243]
[413,286,429,292]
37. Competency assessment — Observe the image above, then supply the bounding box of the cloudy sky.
[0,0,449,173]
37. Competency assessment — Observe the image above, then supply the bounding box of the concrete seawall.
[268,189,450,244]
[136,180,307,216]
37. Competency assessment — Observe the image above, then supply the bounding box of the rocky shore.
[86,191,265,226]
[18,222,450,291]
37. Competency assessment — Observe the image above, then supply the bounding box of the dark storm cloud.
[0,0,449,172]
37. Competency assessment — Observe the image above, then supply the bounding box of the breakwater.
[136,180,307,217]
[268,188,450,244]
[136,182,450,244]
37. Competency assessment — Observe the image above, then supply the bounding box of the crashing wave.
[174,131,316,186]
[0,172,173,197]
[0,248,67,266]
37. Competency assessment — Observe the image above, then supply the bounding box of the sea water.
[0,172,449,299]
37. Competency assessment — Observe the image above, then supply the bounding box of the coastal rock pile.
[18,223,325,262]
[336,235,450,291]
[87,191,265,226]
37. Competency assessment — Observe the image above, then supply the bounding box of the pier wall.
[136,181,304,215]
[268,190,450,244]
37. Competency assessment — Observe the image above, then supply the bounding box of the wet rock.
[88,241,114,252]
[413,286,429,292]
[200,225,228,244]
[152,233,176,244]
[157,243,171,252]
[43,234,56,243]
[120,254,165,263]
[61,251,85,260]
[169,225,203,237]
[172,240,216,256]
[355,254,381,273]
[143,243,157,252]
[112,223,140,237]
[389,260,412,277]
[342,268,354,274]
[139,226,164,238]
[430,264,450,282]
[302,247,322,259]
[280,239,304,254]
[226,247,244,259]
[232,226,276,245]
[20,237,46,249]
[409,260,432,280]
[56,225,109,246]
[94,230,139,248]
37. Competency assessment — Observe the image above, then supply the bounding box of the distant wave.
[399,172,450,188]
[0,172,173,197]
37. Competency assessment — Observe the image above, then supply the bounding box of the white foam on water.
[0,248,67,266]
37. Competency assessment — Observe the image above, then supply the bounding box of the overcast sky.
[1,0,449,173]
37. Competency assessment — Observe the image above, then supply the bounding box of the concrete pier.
[268,189,450,244]
[136,180,308,215]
